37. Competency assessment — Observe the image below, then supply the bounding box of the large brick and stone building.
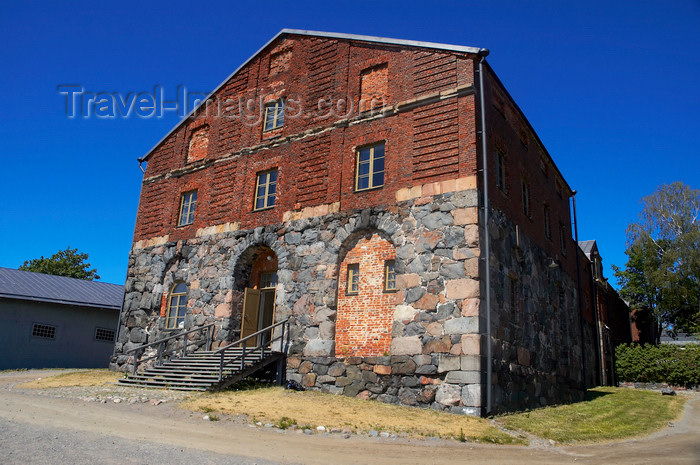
[112,30,630,415]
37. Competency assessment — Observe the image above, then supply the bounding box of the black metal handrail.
[213,318,290,382]
[125,323,215,375]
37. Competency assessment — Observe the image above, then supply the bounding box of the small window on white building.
[32,323,56,339]
[95,327,116,342]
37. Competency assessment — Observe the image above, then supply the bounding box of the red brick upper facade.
[133,30,578,281]
[134,33,479,242]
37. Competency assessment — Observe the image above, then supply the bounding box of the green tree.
[613,182,700,341]
[19,247,100,280]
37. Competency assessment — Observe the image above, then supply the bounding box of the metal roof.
[139,29,485,162]
[0,267,124,310]
[282,29,483,54]
[578,240,598,256]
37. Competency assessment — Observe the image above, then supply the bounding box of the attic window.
[495,150,507,193]
[594,256,604,281]
[559,223,568,256]
[519,130,529,150]
[187,125,209,163]
[263,100,285,132]
[521,177,531,218]
[360,64,388,113]
[492,91,505,119]
[269,49,292,75]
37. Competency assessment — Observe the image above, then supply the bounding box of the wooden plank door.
[241,288,260,347]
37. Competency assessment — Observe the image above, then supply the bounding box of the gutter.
[0,293,121,311]
[477,48,492,415]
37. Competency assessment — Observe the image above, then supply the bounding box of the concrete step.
[120,351,283,391]
[117,378,208,391]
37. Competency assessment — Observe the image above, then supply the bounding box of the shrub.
[615,343,700,387]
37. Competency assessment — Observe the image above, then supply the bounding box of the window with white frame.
[263,100,285,132]
[355,143,385,191]
[165,282,188,329]
[178,191,197,226]
[254,169,278,211]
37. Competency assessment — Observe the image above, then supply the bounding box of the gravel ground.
[2,370,699,465]
[0,417,285,465]
[21,381,194,405]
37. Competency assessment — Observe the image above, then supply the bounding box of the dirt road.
[0,370,698,464]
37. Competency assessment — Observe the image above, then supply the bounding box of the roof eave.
[0,294,122,310]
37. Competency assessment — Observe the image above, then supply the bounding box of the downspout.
[477,49,492,414]
[571,191,587,392]
[590,260,605,385]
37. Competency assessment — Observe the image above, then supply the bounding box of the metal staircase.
[118,319,290,391]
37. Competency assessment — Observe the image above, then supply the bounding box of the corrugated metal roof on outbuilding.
[0,267,123,310]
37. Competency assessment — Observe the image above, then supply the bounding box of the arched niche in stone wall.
[335,229,397,357]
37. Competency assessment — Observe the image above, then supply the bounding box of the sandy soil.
[1,370,698,465]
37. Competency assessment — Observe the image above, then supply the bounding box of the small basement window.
[32,323,56,339]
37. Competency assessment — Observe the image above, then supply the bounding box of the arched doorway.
[233,246,278,347]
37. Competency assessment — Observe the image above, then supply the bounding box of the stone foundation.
[285,354,480,415]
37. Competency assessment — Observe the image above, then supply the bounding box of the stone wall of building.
[487,207,587,413]
[112,182,485,414]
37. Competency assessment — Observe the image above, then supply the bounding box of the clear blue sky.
[1,1,698,285]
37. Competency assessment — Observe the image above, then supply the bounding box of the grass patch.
[499,386,686,443]
[180,386,521,444]
[276,416,298,430]
[17,369,121,388]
